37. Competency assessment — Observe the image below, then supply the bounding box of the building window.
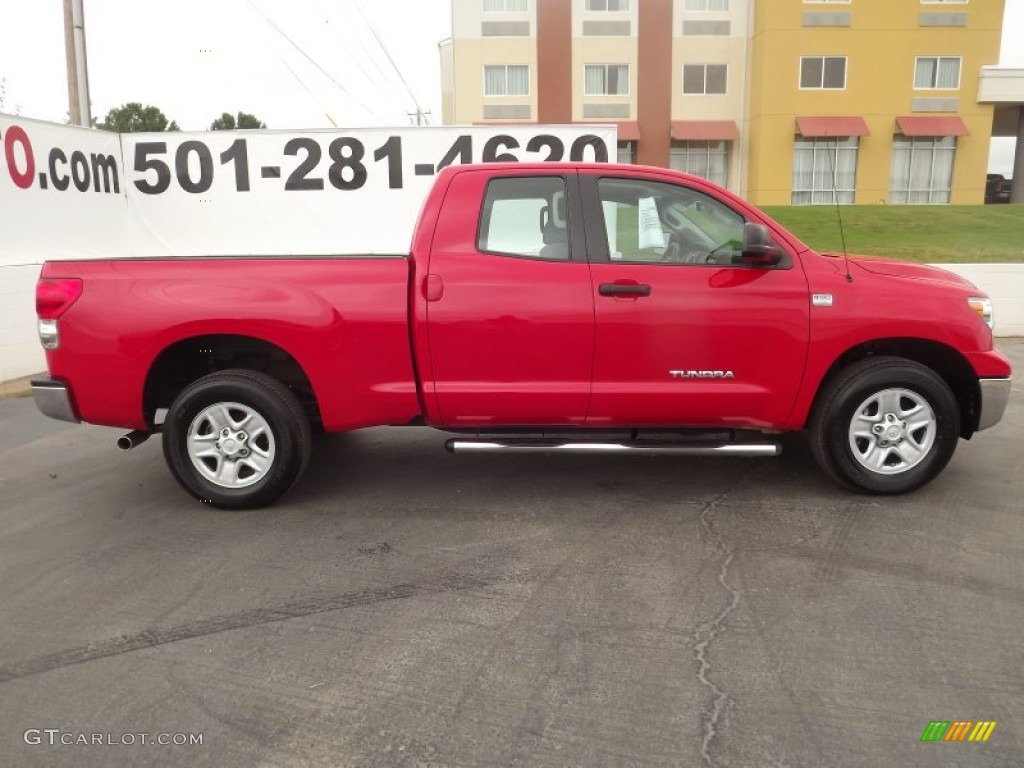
[685,0,729,10]
[800,56,847,89]
[914,57,961,89]
[484,65,529,96]
[889,136,955,204]
[586,0,629,10]
[670,141,729,187]
[483,0,527,11]
[617,142,635,164]
[683,64,727,95]
[585,64,629,95]
[792,137,858,205]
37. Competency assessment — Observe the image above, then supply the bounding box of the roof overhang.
[615,122,640,141]
[896,115,970,137]
[796,116,870,137]
[670,120,740,141]
[978,66,1024,104]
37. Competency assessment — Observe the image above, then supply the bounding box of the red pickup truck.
[32,163,1011,508]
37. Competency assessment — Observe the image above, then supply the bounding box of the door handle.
[599,282,651,297]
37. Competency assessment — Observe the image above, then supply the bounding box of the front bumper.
[977,378,1011,431]
[31,377,80,423]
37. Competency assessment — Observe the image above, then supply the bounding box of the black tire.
[809,357,960,494]
[162,369,312,509]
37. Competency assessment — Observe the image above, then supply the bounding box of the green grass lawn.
[761,205,1024,263]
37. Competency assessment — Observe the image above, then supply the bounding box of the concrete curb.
[0,374,40,399]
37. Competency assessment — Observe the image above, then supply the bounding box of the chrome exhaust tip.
[117,430,151,451]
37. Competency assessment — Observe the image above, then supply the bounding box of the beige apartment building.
[440,0,1015,205]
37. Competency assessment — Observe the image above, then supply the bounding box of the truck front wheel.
[162,370,312,509]
[809,357,960,494]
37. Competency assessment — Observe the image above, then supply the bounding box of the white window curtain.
[937,58,960,88]
[505,65,528,95]
[889,137,955,204]
[585,65,627,95]
[610,65,627,94]
[686,0,728,10]
[484,66,506,95]
[792,138,857,205]
[670,141,728,187]
[916,58,960,89]
[915,58,936,88]
[585,65,606,94]
[485,65,528,96]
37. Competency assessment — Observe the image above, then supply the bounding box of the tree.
[97,103,180,132]
[210,111,267,130]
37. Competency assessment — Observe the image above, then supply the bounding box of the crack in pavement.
[693,471,754,767]
[0,572,498,685]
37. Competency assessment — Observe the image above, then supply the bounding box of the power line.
[306,0,406,112]
[273,48,339,127]
[246,0,388,123]
[352,0,429,124]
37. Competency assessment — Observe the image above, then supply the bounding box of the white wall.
[0,264,45,382]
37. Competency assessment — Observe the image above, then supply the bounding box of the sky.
[0,0,1021,170]
[0,0,451,129]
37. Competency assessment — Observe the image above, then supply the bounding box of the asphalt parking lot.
[1,341,1022,768]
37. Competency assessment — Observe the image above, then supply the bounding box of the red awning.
[615,122,640,141]
[670,120,740,141]
[896,116,970,137]
[796,116,870,137]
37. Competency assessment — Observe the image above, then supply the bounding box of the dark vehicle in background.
[986,173,1012,204]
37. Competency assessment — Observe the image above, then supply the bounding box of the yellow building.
[441,0,1007,205]
[747,0,1005,205]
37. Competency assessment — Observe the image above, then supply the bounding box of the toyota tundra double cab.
[32,163,1012,507]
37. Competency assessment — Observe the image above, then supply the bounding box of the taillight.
[36,278,83,320]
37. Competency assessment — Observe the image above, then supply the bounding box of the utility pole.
[63,0,92,126]
[407,109,431,126]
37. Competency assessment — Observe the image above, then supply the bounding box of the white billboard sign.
[0,115,129,264]
[1,118,616,262]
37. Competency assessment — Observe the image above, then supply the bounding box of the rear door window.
[477,177,570,260]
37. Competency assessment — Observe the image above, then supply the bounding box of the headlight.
[967,297,994,330]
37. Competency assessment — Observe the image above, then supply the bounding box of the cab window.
[478,177,570,260]
[597,178,745,265]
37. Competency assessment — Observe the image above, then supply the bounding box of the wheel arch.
[143,334,322,429]
[807,338,980,439]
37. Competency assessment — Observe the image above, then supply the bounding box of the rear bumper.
[977,378,1011,432]
[31,377,80,423]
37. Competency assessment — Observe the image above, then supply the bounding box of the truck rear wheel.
[809,357,959,494]
[162,369,311,509]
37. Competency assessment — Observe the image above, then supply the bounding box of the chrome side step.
[445,439,781,457]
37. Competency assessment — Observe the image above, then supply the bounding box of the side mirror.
[741,222,782,266]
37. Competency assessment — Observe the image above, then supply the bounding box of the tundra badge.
[670,370,735,379]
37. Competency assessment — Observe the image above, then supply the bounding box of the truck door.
[580,172,810,428]
[421,170,595,426]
